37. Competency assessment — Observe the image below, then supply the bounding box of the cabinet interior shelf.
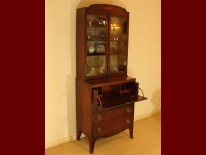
[87,39,106,41]
[87,53,106,56]
[110,40,128,42]
[110,53,126,56]
[87,26,106,28]
[99,93,147,109]
[88,35,106,37]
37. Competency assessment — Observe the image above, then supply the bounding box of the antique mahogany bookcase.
[76,4,147,153]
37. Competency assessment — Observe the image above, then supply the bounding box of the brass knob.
[125,119,130,124]
[97,115,102,120]
[126,108,131,113]
[97,127,102,133]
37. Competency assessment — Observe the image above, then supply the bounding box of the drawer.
[119,89,130,94]
[93,115,134,138]
[92,104,134,125]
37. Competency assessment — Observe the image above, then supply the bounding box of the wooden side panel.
[76,8,86,80]
[76,78,92,137]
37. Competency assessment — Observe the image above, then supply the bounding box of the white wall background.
[45,0,161,147]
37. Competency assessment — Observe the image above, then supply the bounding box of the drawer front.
[119,89,130,94]
[92,104,134,125]
[93,115,134,137]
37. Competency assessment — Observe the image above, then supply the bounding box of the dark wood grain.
[87,4,129,16]
[92,104,134,124]
[86,76,136,87]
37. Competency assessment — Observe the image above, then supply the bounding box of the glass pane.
[87,56,106,76]
[110,16,128,74]
[110,55,127,73]
[87,15,107,55]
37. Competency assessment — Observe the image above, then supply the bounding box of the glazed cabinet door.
[109,16,129,77]
[86,14,108,79]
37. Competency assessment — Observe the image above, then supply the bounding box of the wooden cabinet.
[76,4,147,153]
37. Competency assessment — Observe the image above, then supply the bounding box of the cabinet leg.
[77,131,82,141]
[88,138,96,154]
[129,126,133,139]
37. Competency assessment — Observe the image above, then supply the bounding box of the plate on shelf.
[95,43,106,53]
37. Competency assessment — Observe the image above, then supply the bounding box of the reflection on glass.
[110,16,128,74]
[110,16,128,55]
[87,14,107,55]
[110,55,118,72]
[87,56,106,76]
[110,55,127,73]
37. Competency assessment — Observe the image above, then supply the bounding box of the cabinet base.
[77,126,133,154]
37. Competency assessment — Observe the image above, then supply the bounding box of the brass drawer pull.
[125,119,130,124]
[97,115,102,120]
[97,127,102,133]
[126,108,131,113]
